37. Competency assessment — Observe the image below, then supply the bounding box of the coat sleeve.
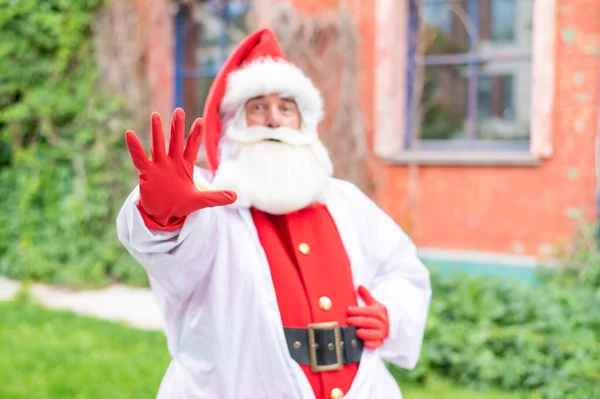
[115,184,221,302]
[350,184,432,370]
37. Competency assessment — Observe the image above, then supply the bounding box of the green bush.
[549,221,600,290]
[392,270,600,399]
[0,0,145,287]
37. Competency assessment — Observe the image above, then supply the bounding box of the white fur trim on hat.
[219,58,324,132]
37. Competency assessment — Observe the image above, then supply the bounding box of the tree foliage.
[0,0,146,287]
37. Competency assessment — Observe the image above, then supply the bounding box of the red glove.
[347,285,390,350]
[125,108,237,231]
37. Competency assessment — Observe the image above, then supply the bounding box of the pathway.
[0,276,163,331]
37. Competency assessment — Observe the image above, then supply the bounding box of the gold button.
[319,296,332,311]
[298,243,311,255]
[330,388,344,399]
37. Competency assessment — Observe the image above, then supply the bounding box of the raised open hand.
[125,108,237,231]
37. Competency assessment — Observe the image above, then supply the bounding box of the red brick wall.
[288,0,377,146]
[292,0,600,257]
[139,0,599,257]
[289,0,380,191]
[378,0,600,257]
[135,0,175,131]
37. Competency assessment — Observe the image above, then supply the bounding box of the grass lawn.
[1,299,170,398]
[2,299,537,398]
[401,380,539,399]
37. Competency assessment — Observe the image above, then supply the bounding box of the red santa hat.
[201,28,324,173]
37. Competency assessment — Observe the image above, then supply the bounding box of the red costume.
[252,205,360,398]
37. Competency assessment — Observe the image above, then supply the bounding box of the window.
[174,0,253,132]
[490,0,517,42]
[406,0,533,151]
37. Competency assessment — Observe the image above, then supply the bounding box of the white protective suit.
[116,168,432,399]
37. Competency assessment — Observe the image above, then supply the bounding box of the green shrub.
[392,271,600,399]
[0,0,144,287]
[550,221,600,290]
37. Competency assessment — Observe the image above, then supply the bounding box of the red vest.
[251,204,359,399]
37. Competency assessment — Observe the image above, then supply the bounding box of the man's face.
[244,94,301,130]
[212,93,333,215]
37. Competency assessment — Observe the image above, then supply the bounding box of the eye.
[281,102,297,113]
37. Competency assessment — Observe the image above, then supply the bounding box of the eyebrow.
[246,96,297,104]
[248,96,265,102]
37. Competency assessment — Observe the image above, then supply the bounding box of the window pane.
[182,4,224,73]
[491,0,517,42]
[411,0,533,147]
[477,74,515,120]
[480,0,533,47]
[418,64,469,140]
[477,62,530,141]
[177,1,253,132]
[418,60,529,142]
[182,1,252,74]
[227,1,252,52]
[477,76,493,118]
[182,77,214,133]
[421,0,470,55]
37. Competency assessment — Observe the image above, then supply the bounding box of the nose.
[265,106,282,128]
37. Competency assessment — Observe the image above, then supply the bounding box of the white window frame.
[373,0,556,162]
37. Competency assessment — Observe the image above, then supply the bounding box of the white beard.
[211,123,334,215]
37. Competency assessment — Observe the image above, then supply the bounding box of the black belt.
[283,322,364,372]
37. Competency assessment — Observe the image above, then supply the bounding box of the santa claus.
[117,28,431,399]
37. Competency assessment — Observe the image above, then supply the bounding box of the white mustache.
[225,125,318,146]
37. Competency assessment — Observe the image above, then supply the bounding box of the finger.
[168,108,185,159]
[356,328,385,342]
[364,340,384,350]
[150,112,166,162]
[192,190,237,209]
[184,118,205,165]
[347,306,388,324]
[125,130,150,171]
[347,306,375,317]
[347,316,384,330]
[358,285,376,305]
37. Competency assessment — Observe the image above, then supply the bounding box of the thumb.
[364,340,384,350]
[192,190,237,209]
[358,285,376,305]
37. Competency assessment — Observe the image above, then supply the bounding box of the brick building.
[134,0,600,271]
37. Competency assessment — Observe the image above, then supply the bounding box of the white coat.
[116,170,432,399]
